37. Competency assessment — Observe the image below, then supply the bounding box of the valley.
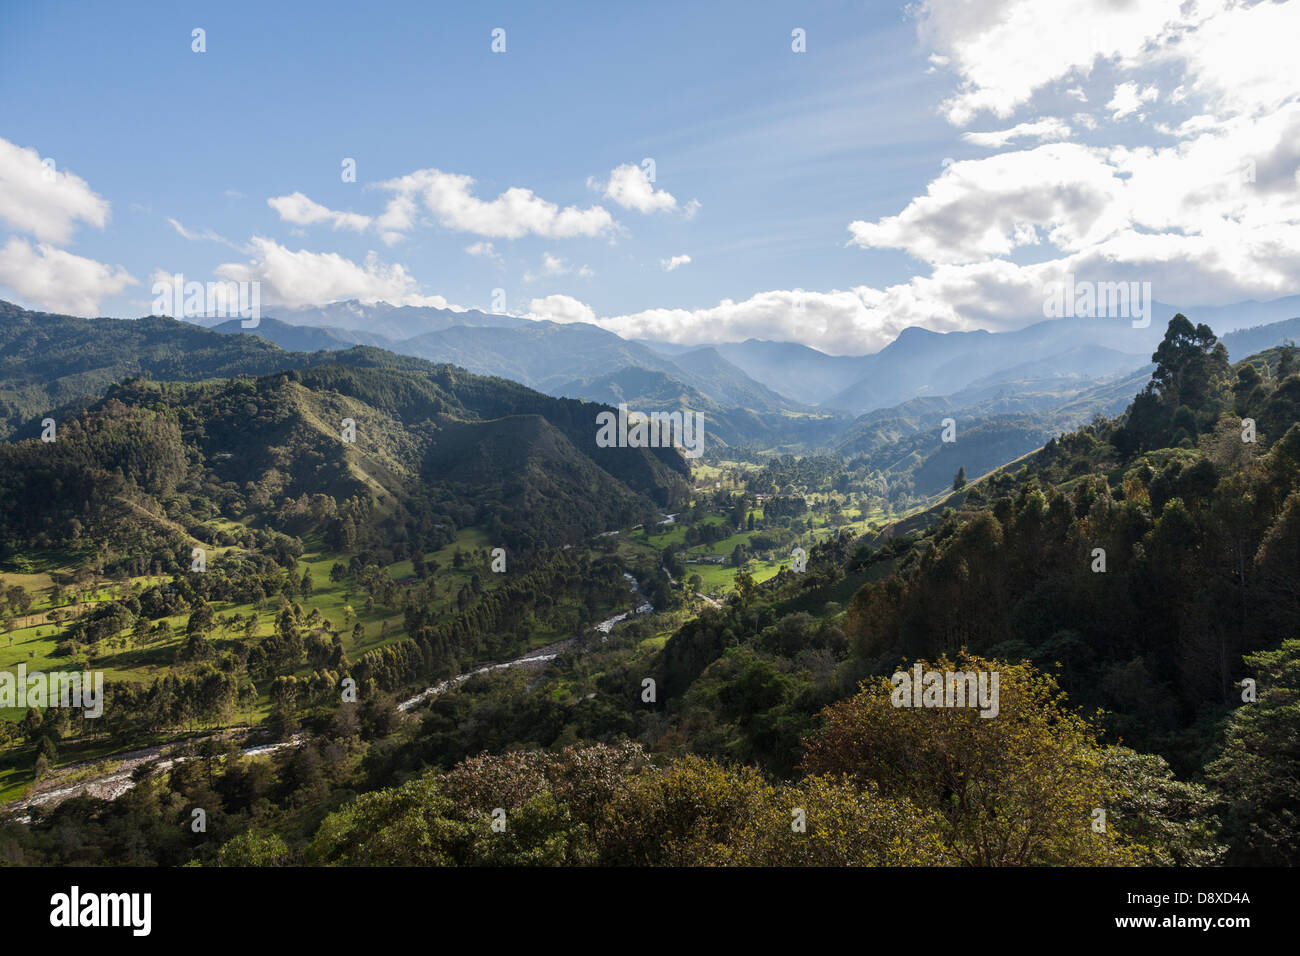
[0,301,1296,871]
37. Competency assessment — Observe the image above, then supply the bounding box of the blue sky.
[2,0,1299,354]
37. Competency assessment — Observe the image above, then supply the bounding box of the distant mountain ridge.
[212,295,1300,420]
[9,295,1298,463]
[209,310,816,446]
[1222,316,1300,360]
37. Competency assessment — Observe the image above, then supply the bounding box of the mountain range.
[6,293,1298,497]
[208,295,1300,421]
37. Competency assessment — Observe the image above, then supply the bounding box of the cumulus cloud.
[213,237,455,310]
[526,287,919,355]
[591,163,690,214]
[0,137,111,243]
[917,0,1186,125]
[848,143,1129,265]
[1163,0,1300,119]
[1106,82,1159,120]
[661,254,691,271]
[527,293,597,325]
[0,237,136,315]
[376,168,613,240]
[849,97,1300,276]
[267,191,371,231]
[520,231,1299,357]
[919,0,1300,127]
[961,118,1072,148]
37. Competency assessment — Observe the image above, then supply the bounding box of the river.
[8,575,650,818]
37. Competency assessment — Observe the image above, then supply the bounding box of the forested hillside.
[1,314,1294,868]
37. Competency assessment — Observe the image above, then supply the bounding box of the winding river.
[8,575,649,819]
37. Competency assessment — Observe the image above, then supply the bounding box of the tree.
[19,706,42,742]
[267,676,300,739]
[1099,746,1224,865]
[1207,639,1300,865]
[598,755,770,865]
[953,467,967,491]
[6,585,32,628]
[1149,314,1222,410]
[801,655,1137,865]
[181,630,210,662]
[733,571,756,606]
[1277,343,1296,380]
[217,831,292,866]
[731,774,948,866]
[185,602,214,638]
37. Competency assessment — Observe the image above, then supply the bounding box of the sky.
[1,0,1298,355]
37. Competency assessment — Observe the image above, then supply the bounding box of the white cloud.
[267,191,371,231]
[548,96,1300,353]
[527,293,597,325]
[848,143,1128,265]
[661,254,692,271]
[168,218,223,243]
[465,241,503,265]
[1163,0,1300,119]
[213,237,455,310]
[374,191,418,246]
[0,137,111,243]
[1106,82,1159,121]
[527,287,920,355]
[523,229,1300,356]
[592,163,688,214]
[376,168,613,240]
[0,237,136,315]
[917,0,1186,125]
[524,252,594,282]
[961,118,1072,148]
[167,218,242,250]
[850,99,1300,275]
[919,0,1300,127]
